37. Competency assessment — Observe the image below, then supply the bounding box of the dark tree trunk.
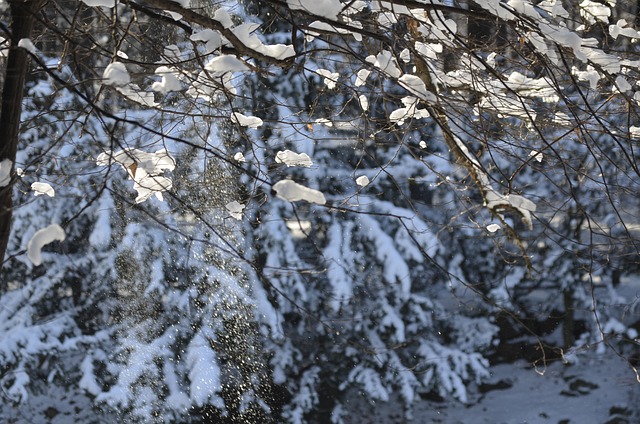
[0,0,43,282]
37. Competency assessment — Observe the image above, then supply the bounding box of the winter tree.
[0,0,638,422]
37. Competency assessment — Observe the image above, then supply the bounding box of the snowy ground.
[346,353,639,424]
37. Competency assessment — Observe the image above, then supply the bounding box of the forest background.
[0,0,639,422]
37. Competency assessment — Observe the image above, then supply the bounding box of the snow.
[234,152,246,162]
[151,66,181,93]
[355,69,370,87]
[213,8,233,28]
[96,148,175,203]
[205,54,249,75]
[616,75,633,93]
[186,333,224,408]
[115,84,158,107]
[231,112,263,128]
[366,51,401,78]
[580,0,611,24]
[231,23,295,60]
[0,158,11,186]
[225,200,245,220]
[89,191,113,248]
[273,179,326,204]
[529,150,543,162]
[27,224,66,266]
[190,30,224,54]
[275,150,313,167]
[17,38,36,54]
[358,94,369,111]
[355,175,369,187]
[287,0,343,20]
[487,223,501,233]
[316,69,339,89]
[80,0,117,7]
[398,75,437,102]
[102,62,130,86]
[31,182,54,197]
[610,19,640,39]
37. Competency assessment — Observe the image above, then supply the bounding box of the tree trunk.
[0,0,43,281]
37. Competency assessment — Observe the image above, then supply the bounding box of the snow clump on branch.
[96,148,176,203]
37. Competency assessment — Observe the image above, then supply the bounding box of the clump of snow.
[17,38,36,54]
[205,55,248,75]
[102,62,130,86]
[316,69,339,89]
[114,84,158,107]
[96,148,175,203]
[0,158,11,187]
[615,75,632,93]
[225,201,245,220]
[151,66,181,93]
[190,30,224,54]
[231,112,263,128]
[358,94,369,111]
[366,51,401,78]
[529,150,543,162]
[579,0,611,24]
[275,150,313,167]
[287,0,343,20]
[231,23,295,60]
[81,0,117,6]
[31,182,55,197]
[609,19,640,39]
[27,224,65,266]
[356,69,370,87]
[356,175,369,187]
[234,152,246,162]
[419,141,427,149]
[315,118,333,127]
[273,179,326,204]
[398,75,437,102]
[486,223,501,233]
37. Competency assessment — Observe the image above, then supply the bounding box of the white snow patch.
[225,201,245,220]
[80,0,117,7]
[27,224,65,266]
[316,69,339,89]
[151,66,182,93]
[287,0,343,20]
[487,223,501,233]
[231,112,263,128]
[355,69,370,87]
[205,55,248,75]
[102,62,130,86]
[275,150,313,167]
[615,75,632,93]
[190,30,224,54]
[31,182,55,197]
[358,94,369,111]
[366,51,401,78]
[233,152,246,162]
[529,150,543,162]
[356,175,369,187]
[273,180,326,204]
[96,148,175,203]
[17,38,36,54]
[315,118,333,127]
